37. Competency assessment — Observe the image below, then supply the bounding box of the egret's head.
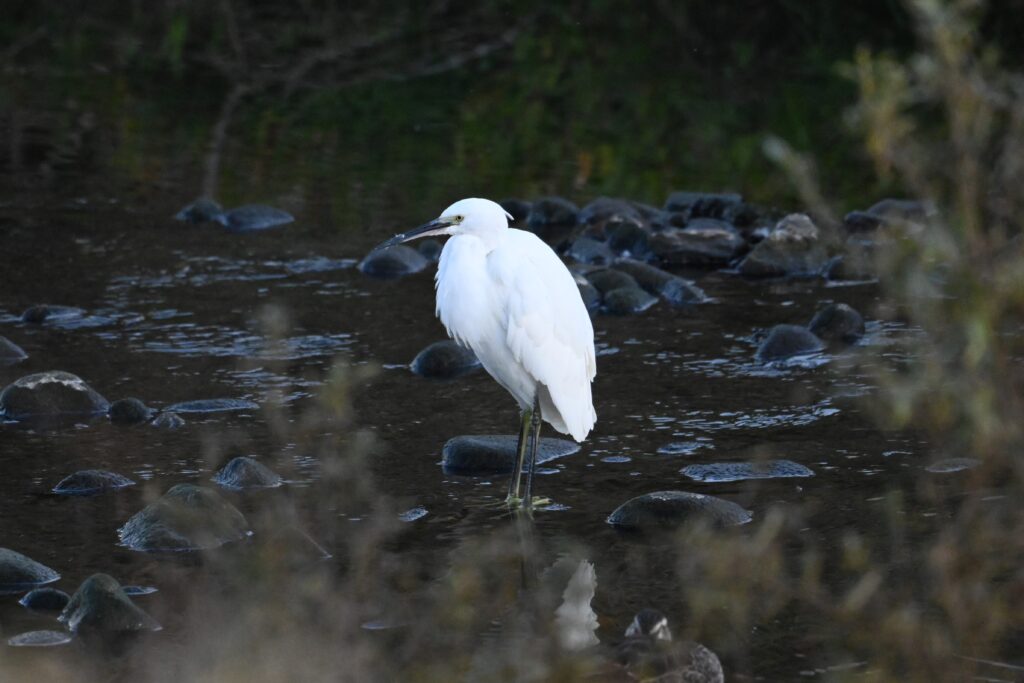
[373,198,513,251]
[625,609,672,642]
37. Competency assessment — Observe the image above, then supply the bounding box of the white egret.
[373,198,596,509]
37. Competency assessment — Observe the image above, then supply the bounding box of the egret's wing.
[488,230,596,440]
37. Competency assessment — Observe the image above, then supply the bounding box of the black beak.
[372,217,455,252]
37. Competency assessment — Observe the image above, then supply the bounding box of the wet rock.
[175,198,223,223]
[118,483,249,552]
[215,204,294,232]
[399,506,429,522]
[109,397,155,425]
[7,630,73,647]
[649,220,745,266]
[607,491,752,530]
[865,198,933,226]
[499,198,531,224]
[576,279,601,314]
[21,305,84,324]
[612,259,707,306]
[827,238,877,281]
[441,435,580,475]
[606,221,651,257]
[20,587,70,611]
[681,460,814,483]
[122,586,158,597]
[358,245,429,279]
[53,470,135,496]
[738,213,829,278]
[0,548,60,593]
[604,287,658,315]
[0,371,109,419]
[566,236,615,265]
[417,238,443,262]
[151,411,185,429]
[755,325,825,362]
[527,196,578,229]
[165,398,259,413]
[0,336,28,364]
[925,458,980,473]
[808,303,865,343]
[842,210,883,233]
[578,197,645,231]
[60,574,161,633]
[664,192,742,219]
[410,340,481,379]
[213,456,284,490]
[586,268,639,295]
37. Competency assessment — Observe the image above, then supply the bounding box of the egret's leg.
[506,407,532,504]
[522,395,543,510]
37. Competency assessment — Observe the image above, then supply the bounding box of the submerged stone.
[19,587,70,611]
[215,204,294,232]
[649,220,745,266]
[0,370,109,419]
[175,198,223,223]
[399,506,429,522]
[122,586,158,596]
[359,245,429,279]
[586,268,639,295]
[151,411,185,429]
[441,435,580,475]
[0,336,28,364]
[410,340,481,379]
[109,397,155,425]
[681,460,814,483]
[755,325,825,362]
[7,630,73,647]
[21,305,85,324]
[0,548,60,593]
[738,213,829,278]
[60,574,161,633]
[213,456,284,490]
[607,491,752,530]
[925,458,980,474]
[165,398,259,414]
[613,259,707,306]
[53,470,135,496]
[808,303,865,343]
[118,483,249,552]
[604,286,658,315]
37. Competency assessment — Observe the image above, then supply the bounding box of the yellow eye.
[454,215,465,223]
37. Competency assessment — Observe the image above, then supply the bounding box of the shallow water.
[0,156,941,678]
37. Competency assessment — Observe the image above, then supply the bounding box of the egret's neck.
[455,226,506,253]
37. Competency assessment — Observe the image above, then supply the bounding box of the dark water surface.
[0,170,935,677]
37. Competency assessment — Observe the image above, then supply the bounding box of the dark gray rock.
[7,630,73,647]
[0,548,60,593]
[738,213,829,278]
[607,491,752,530]
[866,198,933,224]
[578,197,645,231]
[165,398,259,413]
[19,587,70,611]
[59,574,161,633]
[417,239,443,262]
[808,303,865,343]
[0,371,109,420]
[604,287,658,315]
[215,204,294,232]
[681,460,814,483]
[441,435,580,475]
[649,220,745,266]
[576,279,601,314]
[122,586,158,597]
[527,196,579,229]
[586,268,639,295]
[612,259,707,306]
[21,305,84,324]
[606,221,651,257]
[53,470,135,496]
[175,198,223,223]
[925,458,980,473]
[151,411,185,429]
[499,198,531,224]
[756,325,825,362]
[0,336,28,364]
[213,456,284,490]
[566,236,615,265]
[410,340,481,379]
[359,245,429,279]
[118,483,249,552]
[664,192,742,218]
[842,210,883,233]
[109,397,155,425]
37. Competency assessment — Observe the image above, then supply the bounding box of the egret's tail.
[538,382,596,443]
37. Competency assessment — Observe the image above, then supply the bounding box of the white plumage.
[374,197,596,507]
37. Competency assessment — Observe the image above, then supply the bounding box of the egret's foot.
[525,496,552,510]
[503,494,524,508]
